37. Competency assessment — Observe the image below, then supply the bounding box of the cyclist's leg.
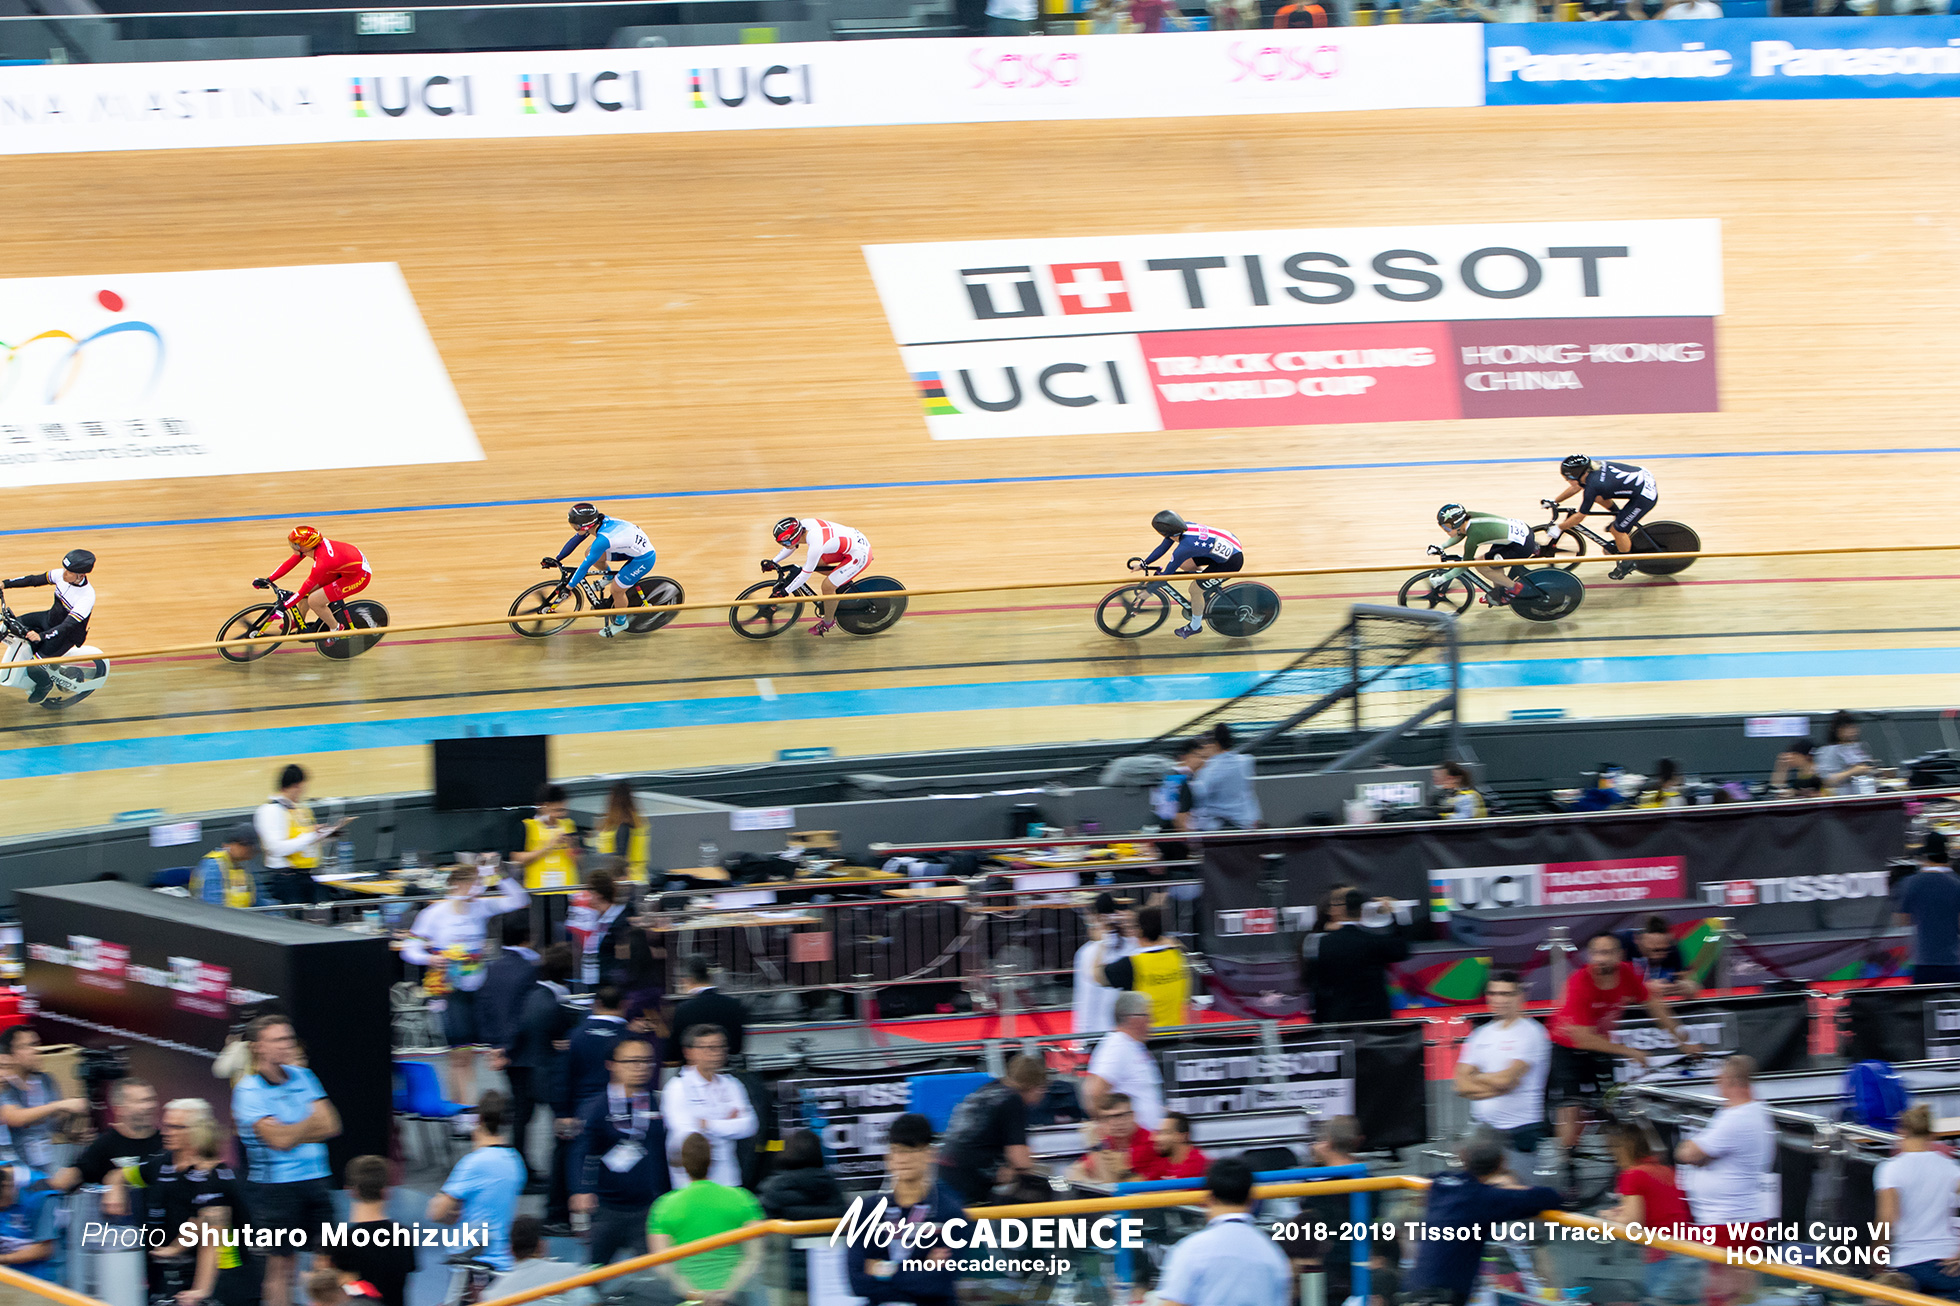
[1608,496,1656,574]
[611,553,657,626]
[303,587,338,630]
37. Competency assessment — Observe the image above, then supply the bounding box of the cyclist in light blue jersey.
[543,502,658,638]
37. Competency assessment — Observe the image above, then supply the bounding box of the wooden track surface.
[0,98,1955,825]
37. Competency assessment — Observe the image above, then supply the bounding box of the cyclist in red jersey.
[1547,932,1700,1152]
[256,526,372,632]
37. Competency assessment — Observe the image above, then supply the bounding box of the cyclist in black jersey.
[1547,455,1658,580]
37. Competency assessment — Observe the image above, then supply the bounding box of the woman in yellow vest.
[513,782,583,891]
[592,781,649,884]
[1095,904,1191,1030]
[191,826,262,908]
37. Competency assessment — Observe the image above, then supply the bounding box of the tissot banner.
[865,220,1722,439]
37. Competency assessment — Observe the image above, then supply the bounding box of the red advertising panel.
[1542,856,1687,906]
[1140,321,1459,430]
[1450,317,1718,419]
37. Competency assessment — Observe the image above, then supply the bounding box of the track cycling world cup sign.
[0,263,480,488]
[863,219,1722,441]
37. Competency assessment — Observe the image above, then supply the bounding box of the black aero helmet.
[1151,510,1186,539]
[1438,504,1469,530]
[567,502,602,528]
[61,549,95,575]
[772,517,803,546]
[1559,454,1592,481]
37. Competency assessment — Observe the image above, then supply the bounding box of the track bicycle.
[0,594,108,707]
[1560,1050,1706,1209]
[507,562,685,639]
[728,561,908,639]
[215,581,389,663]
[1530,500,1702,576]
[1094,558,1281,639]
[1398,547,1584,623]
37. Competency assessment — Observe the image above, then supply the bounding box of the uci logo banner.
[1485,16,1960,105]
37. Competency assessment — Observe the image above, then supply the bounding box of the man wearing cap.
[192,826,262,908]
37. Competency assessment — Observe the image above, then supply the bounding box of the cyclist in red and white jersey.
[765,517,873,637]
[256,526,371,632]
[1135,510,1245,640]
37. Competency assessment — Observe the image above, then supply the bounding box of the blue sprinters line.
[4,446,1957,539]
[3,643,1958,780]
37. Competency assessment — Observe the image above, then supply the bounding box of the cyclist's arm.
[0,573,50,589]
[1141,537,1175,568]
[549,533,583,566]
[267,553,302,583]
[564,531,612,591]
[1441,522,1502,582]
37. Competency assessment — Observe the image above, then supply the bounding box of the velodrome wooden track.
[1,97,1957,830]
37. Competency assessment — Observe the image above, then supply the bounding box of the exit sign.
[356,11,415,34]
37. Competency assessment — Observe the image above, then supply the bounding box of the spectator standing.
[1085,0,1124,31]
[1874,1103,1960,1297]
[937,1054,1049,1202]
[192,826,263,908]
[486,1216,598,1306]
[1303,890,1410,1026]
[660,1026,757,1190]
[1096,904,1190,1030]
[1548,933,1699,1152]
[1291,1117,1362,1301]
[1605,1122,1701,1306]
[618,928,668,1047]
[1656,0,1722,14]
[53,1077,162,1202]
[232,1014,341,1306]
[1137,1110,1208,1181]
[1896,832,1960,984]
[1156,1157,1292,1306]
[1072,896,1138,1036]
[0,1027,87,1170]
[254,764,345,905]
[1083,992,1165,1129]
[592,782,649,884]
[330,1156,416,1306]
[1189,725,1260,830]
[1675,1055,1776,1306]
[0,1164,58,1282]
[758,1129,847,1220]
[512,783,583,892]
[1405,1136,1561,1306]
[548,980,628,1232]
[985,0,1036,34]
[672,957,748,1059]
[402,863,530,1113]
[1150,739,1204,861]
[570,1036,671,1267]
[429,1090,527,1273]
[1816,711,1877,790]
[1273,0,1330,23]
[1452,971,1551,1174]
[1209,0,1258,23]
[1129,0,1177,26]
[122,1099,249,1306]
[1432,762,1487,820]
[504,944,576,1197]
[479,916,540,1060]
[1621,917,1702,1000]
[845,1114,962,1306]
[651,1133,766,1305]
[567,870,633,989]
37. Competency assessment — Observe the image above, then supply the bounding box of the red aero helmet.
[288,525,323,550]
[772,517,804,546]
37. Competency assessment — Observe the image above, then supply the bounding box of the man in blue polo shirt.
[1157,1157,1291,1306]
[231,1014,341,1306]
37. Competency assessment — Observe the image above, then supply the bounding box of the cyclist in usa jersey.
[1437,504,1531,606]
[1548,454,1659,580]
[766,517,873,637]
[1136,510,1243,640]
[544,503,658,637]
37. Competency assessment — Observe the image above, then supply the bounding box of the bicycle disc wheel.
[1397,569,1472,615]
[729,581,802,640]
[1630,521,1700,576]
[835,576,907,636]
[626,578,684,635]
[509,582,583,638]
[1207,582,1280,638]
[338,601,388,658]
[1511,568,1585,622]
[1530,525,1586,573]
[216,604,291,663]
[43,658,108,707]
[1095,584,1170,638]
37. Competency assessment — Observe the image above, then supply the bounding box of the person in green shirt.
[648,1132,765,1302]
[1437,504,1533,605]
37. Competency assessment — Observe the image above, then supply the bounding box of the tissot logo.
[968,49,1082,91]
[350,75,474,118]
[519,71,644,115]
[688,65,813,109]
[1051,262,1129,315]
[1226,41,1343,83]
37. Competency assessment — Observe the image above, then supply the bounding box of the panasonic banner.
[1485,16,1960,104]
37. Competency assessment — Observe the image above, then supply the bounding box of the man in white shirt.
[1082,992,1164,1130]
[1676,1054,1775,1303]
[1452,971,1551,1178]
[1073,897,1138,1036]
[253,763,344,904]
[985,0,1036,35]
[659,1025,757,1190]
[1157,1157,1292,1306]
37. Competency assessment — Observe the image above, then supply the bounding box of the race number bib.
[1209,536,1234,559]
[1506,520,1529,546]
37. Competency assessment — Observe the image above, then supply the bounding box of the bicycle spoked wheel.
[729,581,802,640]
[1095,583,1170,638]
[1397,569,1473,615]
[216,603,292,663]
[1630,521,1700,575]
[1531,526,1586,572]
[509,581,584,638]
[1207,582,1280,638]
[626,578,685,635]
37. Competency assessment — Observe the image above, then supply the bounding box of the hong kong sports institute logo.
[0,289,165,406]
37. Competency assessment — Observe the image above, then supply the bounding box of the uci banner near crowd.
[1485,16,1960,105]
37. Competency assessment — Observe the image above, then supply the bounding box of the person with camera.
[1302,890,1410,1026]
[0,1027,88,1171]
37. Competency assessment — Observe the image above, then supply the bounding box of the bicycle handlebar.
[1127,556,1162,576]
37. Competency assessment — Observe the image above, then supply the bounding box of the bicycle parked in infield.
[1530,500,1702,576]
[1094,559,1281,639]
[507,562,685,638]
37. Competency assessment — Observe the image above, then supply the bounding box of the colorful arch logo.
[0,289,165,407]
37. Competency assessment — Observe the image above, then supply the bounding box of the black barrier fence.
[1462,990,1812,1083]
[1845,981,1960,1063]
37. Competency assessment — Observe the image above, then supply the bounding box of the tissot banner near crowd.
[864,219,1722,440]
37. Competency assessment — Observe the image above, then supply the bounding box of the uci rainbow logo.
[0,289,165,406]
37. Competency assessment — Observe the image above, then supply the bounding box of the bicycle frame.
[1136,566,1226,615]
[1537,503,1668,552]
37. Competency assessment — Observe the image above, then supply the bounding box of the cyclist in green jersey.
[1438,504,1532,606]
